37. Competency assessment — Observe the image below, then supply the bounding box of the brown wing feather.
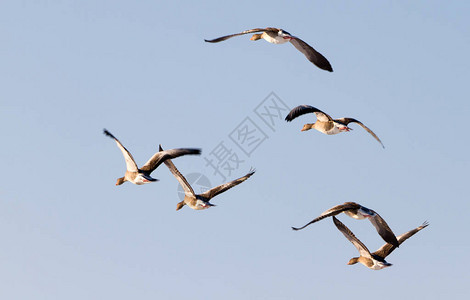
[103,129,138,172]
[334,118,384,148]
[292,202,360,231]
[289,37,333,72]
[159,145,195,196]
[333,217,372,259]
[204,28,268,43]
[368,211,399,248]
[200,168,255,200]
[140,147,201,174]
[373,221,429,259]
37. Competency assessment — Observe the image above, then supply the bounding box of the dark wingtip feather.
[291,227,300,231]
[316,56,333,72]
[285,112,295,122]
[103,129,115,139]
[158,144,163,151]
[320,63,333,72]
[247,167,256,177]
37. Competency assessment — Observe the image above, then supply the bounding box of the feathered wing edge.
[159,145,195,197]
[199,168,256,200]
[103,129,139,172]
[289,37,333,72]
[292,203,359,231]
[373,221,429,259]
[204,28,268,43]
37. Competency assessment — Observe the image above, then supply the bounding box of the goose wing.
[333,216,372,258]
[292,202,360,231]
[285,105,332,122]
[103,129,138,172]
[140,147,201,174]
[289,37,333,72]
[200,168,255,200]
[159,145,195,197]
[204,28,270,43]
[334,118,384,148]
[373,221,429,259]
[368,211,400,248]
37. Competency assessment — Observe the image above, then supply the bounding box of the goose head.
[348,257,360,265]
[116,177,126,186]
[301,123,316,131]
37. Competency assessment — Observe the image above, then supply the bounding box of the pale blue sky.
[1,1,469,299]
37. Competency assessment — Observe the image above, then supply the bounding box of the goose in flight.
[292,202,399,247]
[103,129,201,185]
[160,145,255,210]
[205,27,333,72]
[285,105,384,148]
[333,216,429,270]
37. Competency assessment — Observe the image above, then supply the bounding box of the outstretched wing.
[285,105,332,122]
[200,168,255,200]
[292,202,359,231]
[204,28,268,43]
[334,118,384,148]
[103,129,138,172]
[289,37,333,72]
[333,216,372,259]
[159,145,195,197]
[140,147,201,174]
[368,211,399,248]
[373,221,429,259]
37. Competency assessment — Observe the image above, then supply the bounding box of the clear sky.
[1,1,469,299]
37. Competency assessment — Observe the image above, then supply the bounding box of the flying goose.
[333,216,429,270]
[205,27,333,72]
[160,145,255,210]
[103,129,201,185]
[285,105,384,148]
[292,202,399,247]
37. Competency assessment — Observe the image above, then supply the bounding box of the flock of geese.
[104,27,428,271]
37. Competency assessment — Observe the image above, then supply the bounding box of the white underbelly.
[324,126,342,135]
[344,211,367,220]
[133,175,151,185]
[371,261,389,270]
[187,201,208,210]
[263,35,288,44]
